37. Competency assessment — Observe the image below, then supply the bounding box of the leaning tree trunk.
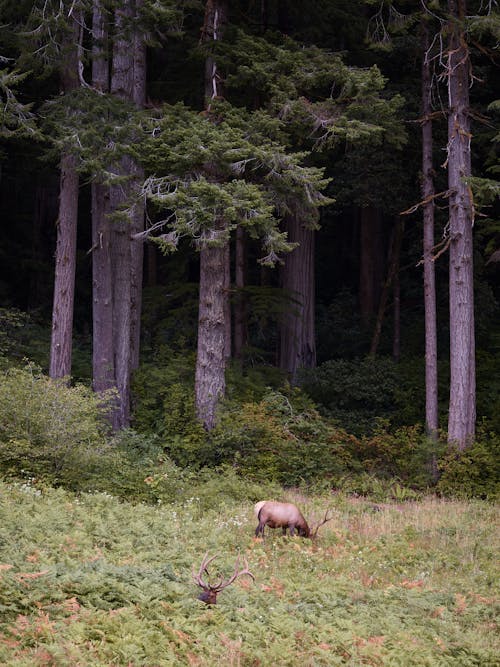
[280,213,316,384]
[195,0,228,429]
[91,0,116,397]
[446,0,475,448]
[421,17,439,439]
[49,12,81,380]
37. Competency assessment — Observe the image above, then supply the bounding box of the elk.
[193,553,255,605]
[254,500,333,539]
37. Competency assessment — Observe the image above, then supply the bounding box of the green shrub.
[437,427,500,500]
[299,356,400,434]
[0,364,114,487]
[354,421,446,488]
[201,389,358,485]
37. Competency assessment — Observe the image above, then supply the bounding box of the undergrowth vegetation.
[0,480,498,666]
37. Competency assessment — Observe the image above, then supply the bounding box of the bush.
[202,390,358,485]
[299,357,400,434]
[437,427,500,500]
[0,364,114,487]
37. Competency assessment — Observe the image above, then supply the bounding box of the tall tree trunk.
[50,154,79,379]
[195,0,228,429]
[446,0,475,448]
[195,238,227,430]
[130,2,147,371]
[359,206,384,326]
[110,0,134,429]
[91,0,115,397]
[280,213,316,384]
[421,18,439,439]
[369,217,404,357]
[50,12,82,379]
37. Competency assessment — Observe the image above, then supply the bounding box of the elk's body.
[254,500,310,538]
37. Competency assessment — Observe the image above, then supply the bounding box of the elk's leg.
[255,522,265,537]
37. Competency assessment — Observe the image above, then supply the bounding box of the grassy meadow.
[0,480,498,666]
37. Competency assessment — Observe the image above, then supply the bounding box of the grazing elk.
[254,500,332,539]
[193,553,254,605]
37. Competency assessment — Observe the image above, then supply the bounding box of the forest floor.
[0,481,498,666]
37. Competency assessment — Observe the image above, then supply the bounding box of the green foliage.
[0,67,38,139]
[192,390,358,485]
[139,101,331,264]
[355,421,445,488]
[0,364,113,486]
[0,482,497,665]
[300,357,401,434]
[437,428,500,501]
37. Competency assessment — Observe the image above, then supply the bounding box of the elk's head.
[193,553,255,605]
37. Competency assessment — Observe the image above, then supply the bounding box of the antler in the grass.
[310,508,334,538]
[193,553,255,604]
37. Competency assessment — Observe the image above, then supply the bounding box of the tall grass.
[0,480,498,666]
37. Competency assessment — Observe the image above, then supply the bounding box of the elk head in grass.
[193,553,255,605]
[254,501,333,539]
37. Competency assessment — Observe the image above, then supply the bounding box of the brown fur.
[254,501,310,538]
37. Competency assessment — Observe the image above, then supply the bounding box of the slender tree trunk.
[280,213,316,384]
[91,0,115,397]
[446,0,475,448]
[421,18,439,439]
[195,0,228,429]
[369,218,403,357]
[195,238,227,430]
[110,0,134,429]
[50,154,79,379]
[130,3,146,371]
[359,206,384,326]
[49,11,82,379]
[446,5,476,446]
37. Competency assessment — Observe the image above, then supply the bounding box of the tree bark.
[369,218,404,358]
[49,12,81,379]
[110,0,134,429]
[50,154,79,379]
[280,213,316,384]
[446,0,475,448]
[91,0,115,397]
[195,0,229,429]
[421,18,439,439]
[195,239,227,430]
[359,206,384,326]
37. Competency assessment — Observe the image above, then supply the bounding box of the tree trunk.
[369,218,404,358]
[91,0,115,398]
[446,0,475,448]
[50,11,82,380]
[359,206,384,326]
[280,213,316,384]
[49,153,79,379]
[130,4,147,371]
[421,18,439,439]
[110,0,134,429]
[195,240,227,430]
[195,0,229,429]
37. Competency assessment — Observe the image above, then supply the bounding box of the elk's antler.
[310,508,334,538]
[193,553,255,604]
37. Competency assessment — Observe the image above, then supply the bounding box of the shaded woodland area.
[0,0,499,497]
